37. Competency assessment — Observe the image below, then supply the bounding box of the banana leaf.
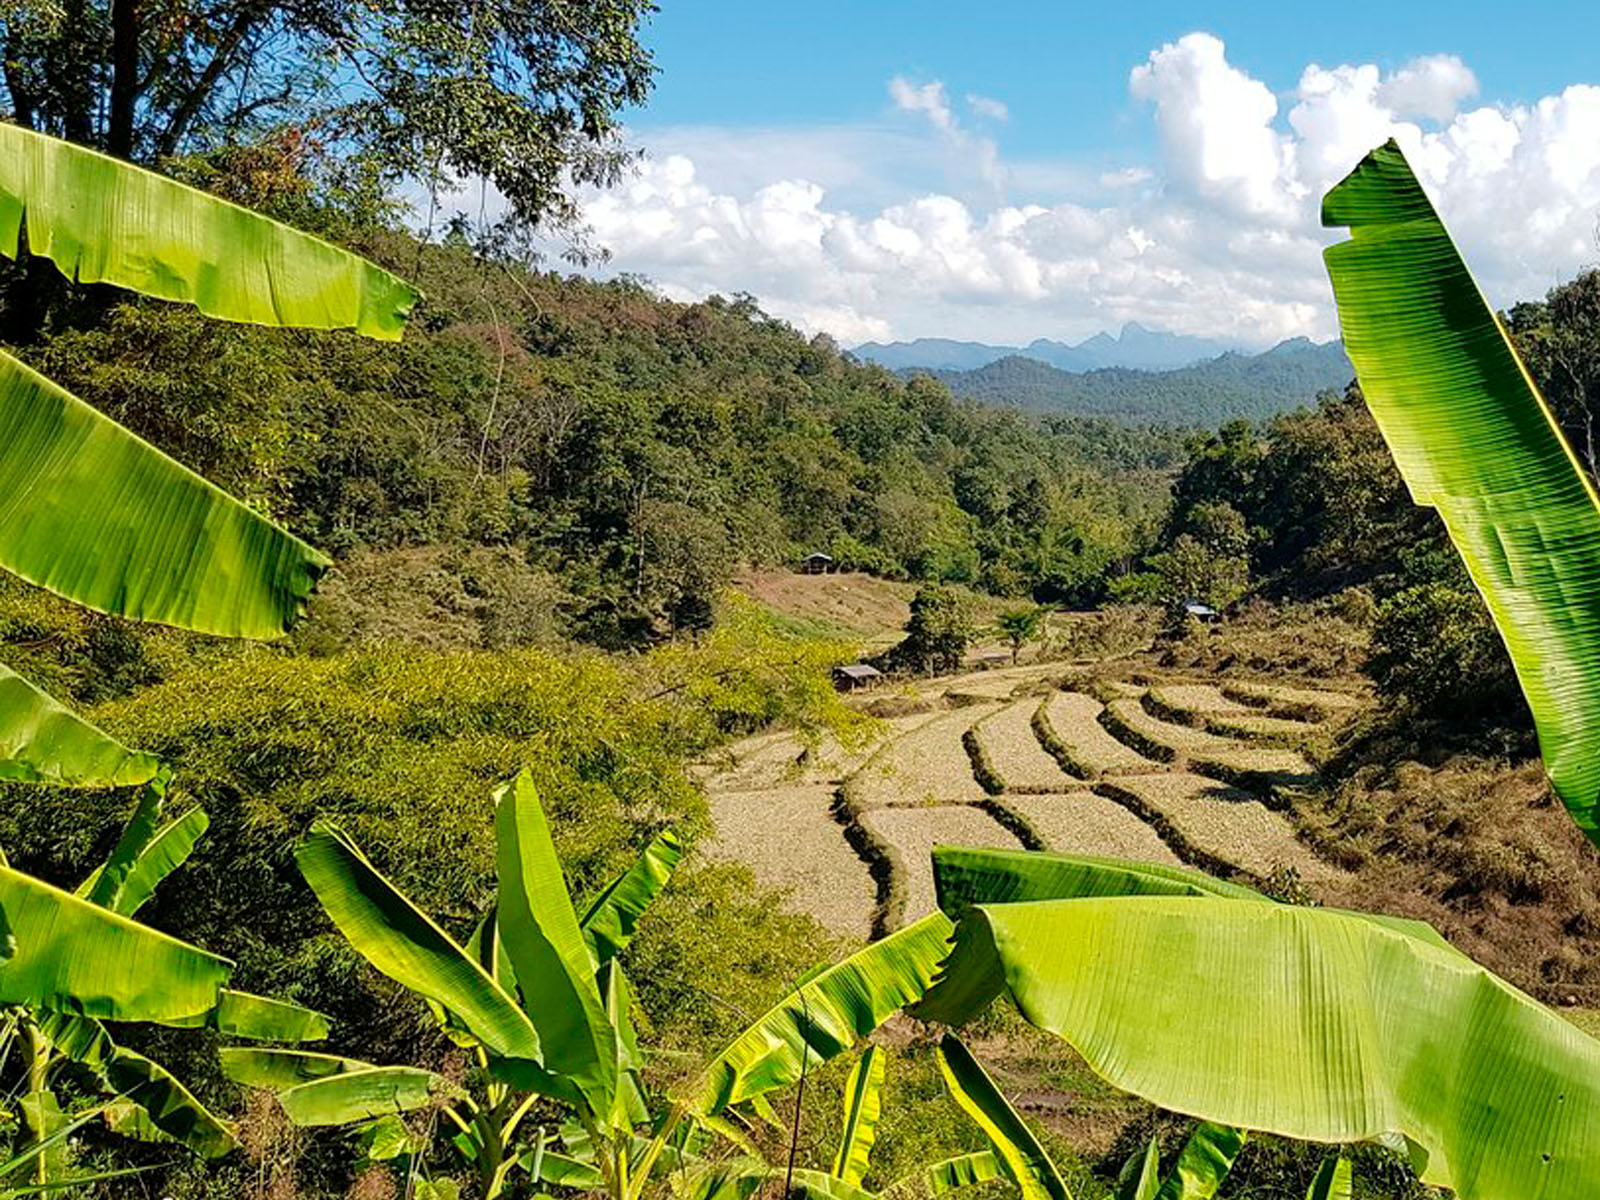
[162,989,330,1040]
[914,847,1456,1027]
[580,826,684,966]
[1323,139,1600,842]
[1154,1124,1246,1200]
[492,772,616,1106]
[0,864,230,1020]
[0,123,418,340]
[1305,1155,1352,1200]
[925,1151,1002,1195]
[686,910,955,1116]
[935,1034,1070,1200]
[0,346,328,638]
[32,1013,235,1156]
[832,1045,884,1186]
[0,660,157,786]
[219,1047,380,1090]
[82,791,207,917]
[1118,1138,1158,1200]
[295,819,543,1061]
[276,1066,446,1126]
[948,895,1600,1200]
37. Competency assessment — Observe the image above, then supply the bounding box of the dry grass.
[705,784,877,939]
[1003,792,1182,865]
[1223,680,1368,721]
[1101,773,1346,886]
[976,701,1075,792]
[1146,683,1251,715]
[851,704,999,809]
[1204,712,1321,744]
[1040,692,1158,775]
[860,804,1023,922]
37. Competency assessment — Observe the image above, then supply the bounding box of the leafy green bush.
[1366,584,1526,725]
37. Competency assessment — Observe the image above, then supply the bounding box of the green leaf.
[1305,1155,1352,1200]
[206,990,330,1041]
[517,1147,605,1189]
[1117,1137,1159,1200]
[0,864,230,1020]
[492,771,617,1107]
[915,848,1263,1026]
[953,896,1600,1200]
[936,1034,1071,1200]
[686,910,955,1116]
[579,826,684,966]
[0,124,418,340]
[295,819,542,1061]
[89,802,208,917]
[0,345,328,638]
[276,1066,446,1126]
[0,659,157,787]
[832,1045,884,1186]
[219,1047,379,1091]
[1153,1124,1246,1200]
[598,958,651,1128]
[102,1043,237,1157]
[1323,139,1600,843]
[924,1151,1002,1195]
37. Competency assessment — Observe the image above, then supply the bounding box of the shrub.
[1366,584,1526,725]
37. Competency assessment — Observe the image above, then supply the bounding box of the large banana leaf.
[1323,139,1600,842]
[164,988,330,1040]
[914,848,1262,1027]
[0,660,157,786]
[0,123,418,339]
[295,820,542,1061]
[0,346,328,638]
[0,864,229,1020]
[947,896,1600,1200]
[33,1013,236,1156]
[580,826,684,966]
[935,1034,1071,1200]
[832,1045,883,1186]
[276,1066,446,1126]
[493,772,617,1106]
[219,1047,380,1090]
[685,910,955,1116]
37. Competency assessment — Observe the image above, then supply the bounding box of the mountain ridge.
[917,337,1354,426]
[854,321,1239,373]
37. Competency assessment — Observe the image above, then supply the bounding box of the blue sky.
[534,3,1600,346]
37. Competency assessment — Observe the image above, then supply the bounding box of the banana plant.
[226,771,962,1199]
[922,845,1600,1200]
[0,121,417,788]
[2,768,330,1173]
[1320,139,1600,845]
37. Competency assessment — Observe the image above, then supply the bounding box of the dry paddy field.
[699,663,1367,937]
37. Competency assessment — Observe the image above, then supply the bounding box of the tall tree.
[0,0,656,237]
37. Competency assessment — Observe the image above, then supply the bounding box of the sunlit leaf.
[936,1034,1071,1200]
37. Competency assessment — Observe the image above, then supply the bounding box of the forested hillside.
[925,336,1353,424]
[0,181,1191,650]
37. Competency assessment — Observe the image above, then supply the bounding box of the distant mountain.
[920,337,1354,426]
[855,322,1236,373]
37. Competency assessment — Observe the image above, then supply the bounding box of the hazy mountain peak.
[855,323,1239,373]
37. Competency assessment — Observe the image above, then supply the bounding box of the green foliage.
[995,607,1044,664]
[887,586,974,676]
[1367,584,1526,723]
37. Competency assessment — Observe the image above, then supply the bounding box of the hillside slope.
[925,338,1353,425]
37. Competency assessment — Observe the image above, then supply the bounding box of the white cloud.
[534,39,1600,347]
[967,92,1010,121]
[1378,54,1479,123]
[889,77,956,134]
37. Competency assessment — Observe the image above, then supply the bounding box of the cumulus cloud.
[549,38,1600,346]
[1378,54,1479,123]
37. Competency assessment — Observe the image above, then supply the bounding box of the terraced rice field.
[974,700,1075,792]
[700,664,1367,938]
[1038,692,1158,776]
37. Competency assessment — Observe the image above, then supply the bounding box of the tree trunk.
[107,0,140,157]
